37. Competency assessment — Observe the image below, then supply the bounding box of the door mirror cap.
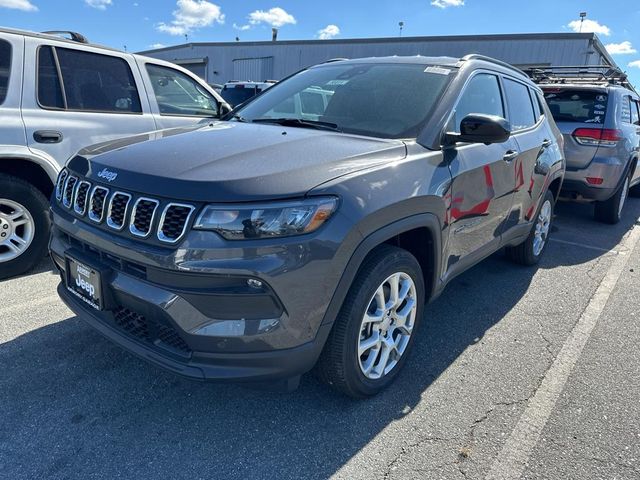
[445,114,511,145]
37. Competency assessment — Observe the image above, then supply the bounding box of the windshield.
[221,86,261,107]
[543,88,608,124]
[235,63,453,139]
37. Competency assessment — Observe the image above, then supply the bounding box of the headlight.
[194,197,338,240]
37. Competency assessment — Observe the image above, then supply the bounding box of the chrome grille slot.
[157,203,195,243]
[129,198,159,238]
[55,170,68,201]
[88,186,109,223]
[106,192,132,230]
[73,181,91,215]
[62,176,77,208]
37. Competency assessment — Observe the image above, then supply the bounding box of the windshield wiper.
[251,117,341,132]
[231,114,249,122]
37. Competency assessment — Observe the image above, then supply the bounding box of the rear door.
[21,38,156,166]
[0,32,26,149]
[542,87,609,170]
[502,77,551,225]
[446,72,519,271]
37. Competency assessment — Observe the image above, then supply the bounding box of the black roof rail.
[460,54,527,77]
[322,58,349,64]
[42,30,89,44]
[523,65,636,93]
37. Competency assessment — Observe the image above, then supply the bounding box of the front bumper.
[49,201,356,383]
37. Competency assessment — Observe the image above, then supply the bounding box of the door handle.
[541,139,552,149]
[503,150,519,162]
[33,130,63,144]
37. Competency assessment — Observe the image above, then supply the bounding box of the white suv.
[0,28,230,279]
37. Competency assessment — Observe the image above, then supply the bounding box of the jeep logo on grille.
[97,168,118,182]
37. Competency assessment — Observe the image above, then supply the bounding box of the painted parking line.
[548,237,624,255]
[485,219,640,480]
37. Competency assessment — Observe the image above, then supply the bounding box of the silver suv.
[0,28,230,279]
[530,66,640,224]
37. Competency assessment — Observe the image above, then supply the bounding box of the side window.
[503,78,536,131]
[0,39,11,105]
[621,97,632,124]
[37,46,142,113]
[454,74,504,132]
[530,88,542,120]
[37,46,65,109]
[146,64,218,117]
[631,100,640,125]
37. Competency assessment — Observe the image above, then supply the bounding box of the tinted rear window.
[0,39,11,105]
[543,89,607,124]
[221,86,259,107]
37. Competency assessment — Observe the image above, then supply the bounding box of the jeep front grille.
[129,198,159,238]
[106,192,132,230]
[73,181,91,215]
[158,204,195,243]
[62,176,77,208]
[88,186,109,223]
[55,170,68,201]
[57,174,195,245]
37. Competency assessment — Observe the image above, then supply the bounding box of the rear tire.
[506,190,555,266]
[317,245,425,398]
[0,175,51,280]
[594,174,630,224]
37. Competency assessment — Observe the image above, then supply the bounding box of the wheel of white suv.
[317,245,425,398]
[594,174,630,225]
[506,189,555,266]
[0,175,51,280]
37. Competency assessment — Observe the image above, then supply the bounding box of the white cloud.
[157,0,225,36]
[567,18,611,36]
[431,0,464,8]
[248,7,296,28]
[628,60,640,69]
[233,23,251,31]
[149,43,165,49]
[0,0,38,11]
[85,0,112,10]
[318,24,340,40]
[605,41,637,55]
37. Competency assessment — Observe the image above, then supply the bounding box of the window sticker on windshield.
[585,116,603,124]
[595,104,606,109]
[424,66,451,75]
[326,79,349,86]
[596,94,607,102]
[594,110,605,115]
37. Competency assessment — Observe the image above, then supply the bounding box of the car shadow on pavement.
[0,233,609,480]
[543,197,640,267]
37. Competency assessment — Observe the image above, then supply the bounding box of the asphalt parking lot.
[1,198,639,480]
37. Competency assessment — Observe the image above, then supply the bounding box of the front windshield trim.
[234,62,456,140]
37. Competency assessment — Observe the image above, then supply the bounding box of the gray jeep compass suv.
[50,55,565,397]
[530,66,640,224]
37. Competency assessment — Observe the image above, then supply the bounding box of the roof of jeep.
[312,55,531,81]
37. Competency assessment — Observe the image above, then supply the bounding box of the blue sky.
[3,0,640,85]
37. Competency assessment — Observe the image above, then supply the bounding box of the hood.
[68,122,406,202]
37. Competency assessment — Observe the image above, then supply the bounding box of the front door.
[445,73,518,274]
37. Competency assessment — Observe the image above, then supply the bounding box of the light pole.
[399,21,404,37]
[579,12,587,32]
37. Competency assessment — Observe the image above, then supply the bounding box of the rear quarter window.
[0,39,11,105]
[543,89,608,124]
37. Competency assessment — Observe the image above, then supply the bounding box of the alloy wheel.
[357,272,417,380]
[533,199,552,257]
[0,199,35,263]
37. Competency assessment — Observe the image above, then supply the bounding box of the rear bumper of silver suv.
[560,154,627,201]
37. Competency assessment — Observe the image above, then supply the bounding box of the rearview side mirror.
[445,114,511,145]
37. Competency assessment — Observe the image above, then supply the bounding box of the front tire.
[0,175,51,280]
[506,189,555,266]
[594,174,630,224]
[317,245,425,398]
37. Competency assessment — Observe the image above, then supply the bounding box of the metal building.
[139,32,616,85]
